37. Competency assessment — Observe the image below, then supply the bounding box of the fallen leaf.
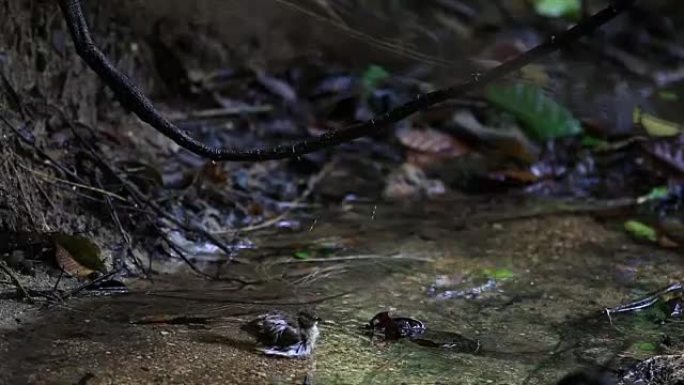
[486,83,582,140]
[397,127,470,167]
[658,235,679,248]
[383,164,446,201]
[53,234,105,277]
[482,268,514,280]
[362,65,390,91]
[201,161,228,184]
[294,250,312,260]
[55,243,95,278]
[451,110,538,164]
[634,107,683,137]
[637,186,669,204]
[624,220,657,243]
[533,0,580,18]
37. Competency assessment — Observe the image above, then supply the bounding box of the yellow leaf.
[634,107,683,137]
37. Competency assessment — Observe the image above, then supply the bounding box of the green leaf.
[624,220,657,243]
[658,91,678,101]
[634,341,656,352]
[53,233,106,273]
[362,65,390,91]
[486,83,582,140]
[637,186,669,204]
[482,268,514,280]
[533,0,580,18]
[294,250,312,260]
[581,135,608,148]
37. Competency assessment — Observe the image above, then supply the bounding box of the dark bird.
[366,311,426,340]
[242,310,321,358]
[365,311,480,353]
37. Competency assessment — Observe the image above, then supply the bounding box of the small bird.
[366,311,426,340]
[242,310,321,358]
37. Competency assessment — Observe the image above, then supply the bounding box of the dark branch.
[57,0,636,162]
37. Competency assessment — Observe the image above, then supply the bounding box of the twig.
[95,175,146,275]
[158,228,218,280]
[0,114,95,186]
[19,164,129,203]
[59,117,239,262]
[0,261,34,303]
[272,0,459,68]
[59,268,122,301]
[57,0,636,161]
[51,269,64,294]
[605,283,683,316]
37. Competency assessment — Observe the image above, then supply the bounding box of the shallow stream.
[1,196,683,385]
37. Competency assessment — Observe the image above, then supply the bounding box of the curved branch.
[57,0,635,162]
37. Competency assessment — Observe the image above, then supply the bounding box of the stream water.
[1,196,683,385]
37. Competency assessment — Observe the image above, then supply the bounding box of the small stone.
[160,330,169,336]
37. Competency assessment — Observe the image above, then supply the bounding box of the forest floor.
[1,1,683,384]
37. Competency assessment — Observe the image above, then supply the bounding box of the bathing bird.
[242,310,321,358]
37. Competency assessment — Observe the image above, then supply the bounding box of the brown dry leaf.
[201,161,229,184]
[451,110,538,164]
[55,243,95,278]
[487,138,538,165]
[53,233,105,277]
[383,163,446,201]
[397,127,470,167]
[384,179,422,201]
[658,235,679,249]
[397,127,469,155]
